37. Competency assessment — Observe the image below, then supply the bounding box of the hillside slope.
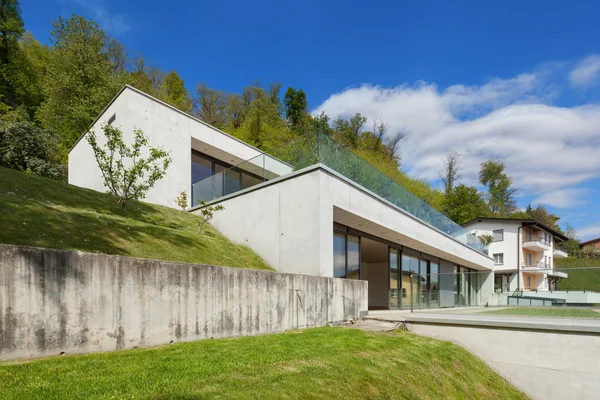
[0,167,271,270]
[0,327,526,399]
[555,258,600,292]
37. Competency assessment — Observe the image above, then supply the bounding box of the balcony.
[522,236,551,252]
[192,132,489,254]
[521,261,552,273]
[553,248,568,259]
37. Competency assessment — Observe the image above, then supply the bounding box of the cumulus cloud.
[314,61,600,209]
[569,54,600,87]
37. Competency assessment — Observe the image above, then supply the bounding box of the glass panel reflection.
[389,249,399,309]
[347,235,360,280]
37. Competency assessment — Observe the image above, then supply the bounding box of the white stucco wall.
[465,220,562,291]
[465,220,522,272]
[68,86,291,209]
[202,167,494,279]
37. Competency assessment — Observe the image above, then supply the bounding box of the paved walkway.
[366,309,600,334]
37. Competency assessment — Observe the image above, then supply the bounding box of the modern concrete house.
[69,85,495,310]
[462,218,569,293]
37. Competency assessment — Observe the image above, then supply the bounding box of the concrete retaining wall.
[0,244,368,361]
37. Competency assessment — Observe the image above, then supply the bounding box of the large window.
[192,150,265,205]
[401,254,418,308]
[334,233,346,278]
[389,248,399,309]
[333,232,360,279]
[429,262,440,308]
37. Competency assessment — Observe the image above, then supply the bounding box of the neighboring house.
[462,218,569,293]
[580,237,600,251]
[69,85,495,310]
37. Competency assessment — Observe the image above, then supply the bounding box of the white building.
[462,218,569,293]
[69,85,495,310]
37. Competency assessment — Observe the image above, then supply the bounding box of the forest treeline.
[0,1,574,244]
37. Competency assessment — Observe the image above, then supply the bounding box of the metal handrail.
[522,236,552,246]
[521,262,552,269]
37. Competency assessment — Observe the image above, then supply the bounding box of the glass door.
[389,248,399,309]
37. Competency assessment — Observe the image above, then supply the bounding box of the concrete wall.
[0,244,367,361]
[68,86,291,209]
[408,322,600,400]
[524,291,600,304]
[204,167,494,280]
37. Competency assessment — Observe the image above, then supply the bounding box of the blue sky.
[22,0,600,239]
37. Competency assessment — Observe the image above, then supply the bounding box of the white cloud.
[569,54,600,87]
[66,0,131,36]
[578,224,600,241]
[314,59,600,209]
[533,188,589,209]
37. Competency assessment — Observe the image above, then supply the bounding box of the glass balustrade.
[191,132,488,254]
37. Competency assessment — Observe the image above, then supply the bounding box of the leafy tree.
[197,200,224,234]
[526,204,561,231]
[563,223,581,254]
[334,113,366,148]
[87,125,172,216]
[159,71,192,113]
[283,87,307,131]
[439,150,461,195]
[443,184,488,224]
[479,160,518,216]
[14,33,49,115]
[0,119,66,180]
[308,111,333,136]
[0,0,24,108]
[176,190,188,210]
[37,15,120,151]
[193,83,228,128]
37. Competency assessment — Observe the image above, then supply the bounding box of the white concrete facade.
[69,85,290,209]
[193,166,494,309]
[70,86,495,309]
[463,218,568,292]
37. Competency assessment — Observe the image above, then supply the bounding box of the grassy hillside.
[555,258,600,292]
[0,327,526,399]
[0,167,271,270]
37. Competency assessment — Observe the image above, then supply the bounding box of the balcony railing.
[192,132,489,254]
[521,262,552,270]
[522,236,551,246]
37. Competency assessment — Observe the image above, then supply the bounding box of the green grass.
[0,327,526,400]
[482,307,600,319]
[0,167,271,270]
[555,258,600,292]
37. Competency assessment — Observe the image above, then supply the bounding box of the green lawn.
[0,167,271,270]
[482,307,600,319]
[0,327,526,400]
[555,258,600,292]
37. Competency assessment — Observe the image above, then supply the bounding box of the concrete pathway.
[366,309,600,333]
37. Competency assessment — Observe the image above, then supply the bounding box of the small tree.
[176,191,188,211]
[87,125,171,216]
[197,200,224,234]
[478,234,494,246]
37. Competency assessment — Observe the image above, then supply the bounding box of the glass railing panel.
[190,131,488,254]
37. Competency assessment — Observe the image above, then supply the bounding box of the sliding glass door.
[333,232,360,279]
